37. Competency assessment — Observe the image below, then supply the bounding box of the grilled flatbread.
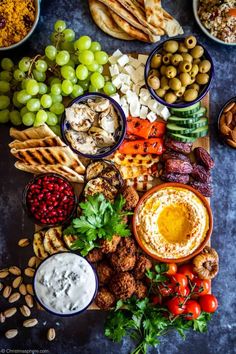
[15,162,84,183]
[162,9,184,36]
[33,230,49,260]
[9,136,65,150]
[43,227,67,255]
[143,0,164,29]
[111,152,159,167]
[109,9,150,42]
[10,124,55,141]
[89,0,133,40]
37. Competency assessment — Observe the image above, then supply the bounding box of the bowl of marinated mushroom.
[61,93,127,159]
[145,36,214,108]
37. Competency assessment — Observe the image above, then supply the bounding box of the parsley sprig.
[63,193,132,256]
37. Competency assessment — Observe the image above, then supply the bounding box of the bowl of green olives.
[145,36,214,108]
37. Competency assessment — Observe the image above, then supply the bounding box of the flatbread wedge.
[10,124,56,141]
[43,227,68,255]
[89,0,133,40]
[143,0,164,29]
[9,136,65,150]
[15,162,84,183]
[33,230,49,260]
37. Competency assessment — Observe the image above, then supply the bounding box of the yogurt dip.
[34,253,97,315]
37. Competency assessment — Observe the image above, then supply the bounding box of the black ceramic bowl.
[217,96,236,149]
[61,92,127,159]
[145,36,214,109]
[22,173,77,227]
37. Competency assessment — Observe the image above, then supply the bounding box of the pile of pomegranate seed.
[25,174,76,225]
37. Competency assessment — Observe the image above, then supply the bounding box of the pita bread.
[109,9,150,42]
[162,9,184,36]
[9,136,65,150]
[143,0,165,29]
[10,124,55,141]
[89,0,133,40]
[15,162,84,183]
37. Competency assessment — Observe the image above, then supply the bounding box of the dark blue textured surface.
[0,0,236,353]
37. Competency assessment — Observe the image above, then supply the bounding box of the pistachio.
[47,328,56,341]
[19,284,27,295]
[3,285,12,298]
[26,284,34,295]
[28,256,37,268]
[9,266,21,276]
[4,307,17,318]
[5,329,18,339]
[18,238,30,247]
[23,318,38,328]
[25,294,34,308]
[0,269,9,278]
[12,276,23,289]
[20,305,31,317]
[24,268,35,277]
[8,292,21,303]
[0,312,5,323]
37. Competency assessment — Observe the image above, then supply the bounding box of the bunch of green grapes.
[0,20,116,134]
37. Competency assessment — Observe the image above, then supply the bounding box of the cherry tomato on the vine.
[166,263,177,276]
[199,294,218,313]
[178,264,195,281]
[184,300,201,320]
[158,283,174,297]
[175,285,190,297]
[192,278,211,296]
[171,273,188,288]
[167,296,186,315]
[152,295,162,305]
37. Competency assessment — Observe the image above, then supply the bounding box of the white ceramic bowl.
[193,0,236,46]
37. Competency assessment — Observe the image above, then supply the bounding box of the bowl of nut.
[218,97,236,149]
[145,36,214,108]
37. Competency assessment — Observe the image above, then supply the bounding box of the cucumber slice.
[168,115,200,125]
[180,117,208,129]
[170,102,201,117]
[191,106,207,119]
[167,123,195,134]
[167,132,196,143]
[187,125,209,138]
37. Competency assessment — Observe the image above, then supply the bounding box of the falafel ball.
[133,254,152,280]
[86,248,103,263]
[109,272,136,300]
[110,237,137,272]
[100,235,121,254]
[95,288,116,309]
[96,261,113,285]
[134,281,148,299]
[122,186,139,210]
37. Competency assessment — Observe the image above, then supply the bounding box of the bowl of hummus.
[133,183,213,263]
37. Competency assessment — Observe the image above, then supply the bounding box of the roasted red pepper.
[119,138,164,155]
[150,121,166,137]
[127,116,166,139]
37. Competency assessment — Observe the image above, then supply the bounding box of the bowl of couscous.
[0,0,40,50]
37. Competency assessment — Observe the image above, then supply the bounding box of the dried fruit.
[25,294,34,308]
[194,147,215,169]
[0,269,9,278]
[3,285,12,298]
[5,329,18,339]
[12,276,23,289]
[23,318,38,328]
[47,328,56,341]
[223,101,235,113]
[18,238,30,247]
[220,101,236,148]
[19,284,27,295]
[191,164,211,183]
[20,305,31,317]
[24,268,35,277]
[28,256,37,268]
[8,292,21,303]
[193,246,219,280]
[227,138,236,148]
[165,159,193,174]
[165,137,192,154]
[160,171,190,184]
[9,266,21,276]
[4,307,17,318]
[189,181,213,197]
[26,284,34,295]
[162,150,190,162]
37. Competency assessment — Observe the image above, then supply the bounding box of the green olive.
[179,72,192,86]
[183,89,198,102]
[188,83,200,91]
[148,75,160,90]
[165,65,177,78]
[193,58,201,65]
[160,65,167,75]
[164,92,177,104]
[163,40,179,53]
[190,45,204,59]
[160,76,169,90]
[171,54,183,66]
[179,61,192,73]
[155,88,166,98]
[151,54,162,68]
[162,53,172,65]
[181,53,193,63]
[199,60,211,73]
[169,77,182,91]
[179,42,188,53]
[196,73,210,85]
[176,86,186,97]
[189,77,196,85]
[149,69,160,78]
[189,64,199,78]
[184,35,197,49]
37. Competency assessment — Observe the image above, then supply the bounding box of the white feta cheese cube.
[138,54,148,65]
[119,73,131,84]
[112,75,122,89]
[129,57,141,69]
[120,84,130,94]
[139,88,150,102]
[147,99,159,113]
[108,56,118,65]
[132,65,145,84]
[112,49,123,58]
[110,93,121,105]
[117,54,130,67]
[109,64,120,77]
[138,79,146,87]
[120,96,128,106]
[123,65,135,76]
[158,106,170,121]
[147,111,157,123]
[126,91,139,105]
[140,105,149,119]
[133,83,143,95]
[130,101,140,117]
[139,97,148,106]
[121,104,129,117]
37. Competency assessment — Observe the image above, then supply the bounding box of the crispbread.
[9,136,65,150]
[89,0,133,40]
[10,124,55,141]
[14,162,84,183]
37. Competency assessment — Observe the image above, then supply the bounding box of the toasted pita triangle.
[9,136,65,150]
[10,124,56,141]
[143,0,165,29]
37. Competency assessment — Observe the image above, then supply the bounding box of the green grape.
[61,80,73,95]
[33,69,46,82]
[50,77,61,86]
[18,57,31,72]
[35,59,48,73]
[90,41,101,52]
[0,81,10,93]
[61,65,75,80]
[51,83,62,95]
[87,62,99,72]
[97,65,103,74]
[50,124,61,136]
[50,93,63,104]
[90,72,105,89]
[0,95,10,109]
[14,69,25,81]
[38,83,48,95]
[26,79,39,96]
[89,85,99,93]
[9,110,22,126]
[50,102,65,115]
[0,109,10,123]
[46,112,58,126]
[1,58,14,71]
[78,50,94,65]
[21,78,29,89]
[75,64,89,80]
[74,36,91,51]
[54,20,67,32]
[71,84,84,98]
[63,28,75,42]
[17,90,32,104]
[0,71,12,82]
[22,112,35,126]
[94,51,108,65]
[103,82,116,95]
[20,106,29,117]
[71,77,77,84]
[26,98,40,112]
[34,109,48,126]
[45,45,57,60]
[12,92,23,108]
[41,94,52,109]
[56,51,70,66]
[66,59,75,68]
[79,80,89,91]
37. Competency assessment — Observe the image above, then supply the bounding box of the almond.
[24,268,35,277]
[224,102,235,113]
[220,123,231,136]
[28,256,37,268]
[225,111,233,126]
[8,292,21,303]
[231,128,236,142]
[23,318,38,328]
[18,238,30,247]
[3,285,12,298]
[19,284,27,295]
[25,294,34,308]
[47,328,56,341]
[9,266,21,276]
[12,276,23,289]
[0,269,9,278]
[0,312,5,323]
[20,305,31,317]
[4,307,17,318]
[226,138,236,148]
[5,329,18,339]
[26,284,34,295]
